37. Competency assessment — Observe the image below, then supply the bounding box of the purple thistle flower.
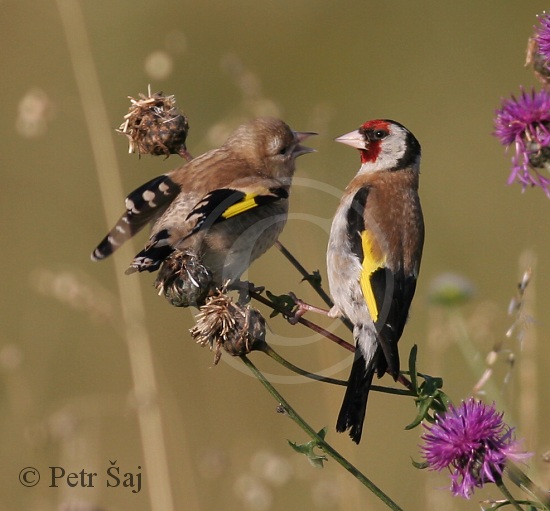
[421,399,530,499]
[535,12,550,62]
[493,88,550,197]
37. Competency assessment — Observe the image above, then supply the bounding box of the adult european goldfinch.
[92,117,315,295]
[327,119,424,443]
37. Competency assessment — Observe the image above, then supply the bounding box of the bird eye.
[278,145,288,156]
[373,129,388,140]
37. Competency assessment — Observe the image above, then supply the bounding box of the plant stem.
[56,3,185,510]
[496,477,526,511]
[275,240,334,307]
[275,241,354,332]
[261,344,346,385]
[251,291,419,397]
[250,290,355,352]
[259,344,412,395]
[506,464,550,511]
[240,355,406,511]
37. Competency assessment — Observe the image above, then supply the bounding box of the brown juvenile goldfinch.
[327,119,424,443]
[92,117,315,296]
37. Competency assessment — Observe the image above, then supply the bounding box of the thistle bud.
[117,87,192,160]
[154,250,213,308]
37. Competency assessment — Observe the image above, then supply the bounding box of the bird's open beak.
[334,129,366,150]
[293,131,317,156]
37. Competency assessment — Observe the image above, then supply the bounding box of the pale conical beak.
[334,129,366,150]
[293,131,317,156]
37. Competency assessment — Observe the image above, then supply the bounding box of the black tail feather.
[125,230,174,274]
[336,352,377,444]
[91,174,179,262]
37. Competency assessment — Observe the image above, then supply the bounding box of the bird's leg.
[396,372,413,391]
[286,292,332,325]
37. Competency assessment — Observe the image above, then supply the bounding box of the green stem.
[261,344,346,385]
[505,464,550,511]
[240,355,406,511]
[260,344,413,395]
[496,477,526,511]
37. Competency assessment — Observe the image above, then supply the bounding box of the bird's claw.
[286,292,328,325]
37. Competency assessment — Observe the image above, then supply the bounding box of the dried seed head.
[190,290,266,365]
[117,86,192,160]
[154,250,213,308]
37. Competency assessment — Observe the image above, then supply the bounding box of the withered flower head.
[190,289,266,365]
[154,250,213,308]
[117,86,192,160]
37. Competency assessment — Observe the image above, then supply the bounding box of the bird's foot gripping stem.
[286,292,330,325]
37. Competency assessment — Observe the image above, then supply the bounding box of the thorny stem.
[272,243,418,396]
[250,290,416,394]
[275,240,334,308]
[299,316,354,352]
[240,355,406,511]
[275,241,354,332]
[249,290,355,352]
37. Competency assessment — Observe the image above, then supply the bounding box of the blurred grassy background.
[2,1,550,510]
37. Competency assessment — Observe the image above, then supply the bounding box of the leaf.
[405,393,436,430]
[479,500,541,511]
[287,427,328,469]
[436,390,452,409]
[411,458,429,470]
[316,426,328,440]
[302,270,322,287]
[265,291,295,318]
[405,376,444,430]
[402,351,450,430]
[408,345,419,393]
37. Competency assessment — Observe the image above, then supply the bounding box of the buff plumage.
[327,119,424,443]
[92,117,315,297]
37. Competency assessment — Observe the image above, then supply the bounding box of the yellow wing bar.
[222,193,259,219]
[359,230,385,321]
